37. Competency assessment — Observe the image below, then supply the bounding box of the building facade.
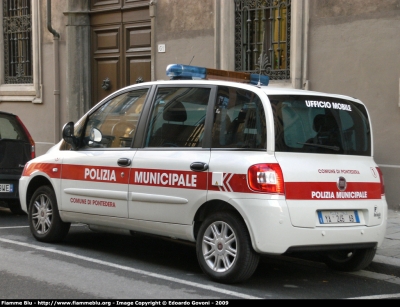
[0,0,399,210]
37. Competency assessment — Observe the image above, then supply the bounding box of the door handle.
[190,162,208,172]
[117,158,131,167]
[101,77,111,90]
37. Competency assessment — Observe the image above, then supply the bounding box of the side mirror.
[62,122,78,150]
[89,128,102,143]
[62,122,74,138]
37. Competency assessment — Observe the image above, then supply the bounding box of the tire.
[28,186,70,243]
[196,211,259,283]
[8,200,26,215]
[322,247,376,272]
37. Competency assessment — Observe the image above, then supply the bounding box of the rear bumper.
[233,198,387,254]
[0,177,20,199]
[286,242,377,253]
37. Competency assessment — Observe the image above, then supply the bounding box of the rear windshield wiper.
[297,142,340,152]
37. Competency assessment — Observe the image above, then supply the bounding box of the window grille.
[3,0,32,84]
[235,0,291,80]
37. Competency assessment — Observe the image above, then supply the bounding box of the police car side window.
[211,86,266,149]
[145,87,210,148]
[82,88,148,149]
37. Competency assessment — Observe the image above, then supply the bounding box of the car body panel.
[19,78,387,255]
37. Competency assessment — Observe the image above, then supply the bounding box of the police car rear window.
[270,95,371,156]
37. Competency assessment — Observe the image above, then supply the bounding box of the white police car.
[19,64,387,283]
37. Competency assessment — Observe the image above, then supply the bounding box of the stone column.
[217,0,235,71]
[65,0,91,123]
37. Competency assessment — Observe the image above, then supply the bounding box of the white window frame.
[216,0,309,90]
[0,0,42,103]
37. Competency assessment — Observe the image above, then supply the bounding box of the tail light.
[376,167,385,195]
[16,116,35,159]
[248,163,285,194]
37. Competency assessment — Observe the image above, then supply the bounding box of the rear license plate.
[318,210,360,224]
[0,184,13,193]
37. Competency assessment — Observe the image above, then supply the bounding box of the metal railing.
[3,0,32,84]
[235,0,291,80]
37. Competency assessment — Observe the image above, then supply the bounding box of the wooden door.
[90,0,151,106]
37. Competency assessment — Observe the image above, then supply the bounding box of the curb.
[374,255,400,267]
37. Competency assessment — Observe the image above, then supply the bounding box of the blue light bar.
[166,64,269,86]
[250,74,270,86]
[166,64,206,79]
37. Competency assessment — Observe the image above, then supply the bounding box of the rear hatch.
[269,94,385,228]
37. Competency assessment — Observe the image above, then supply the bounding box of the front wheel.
[196,212,259,283]
[322,247,376,272]
[28,186,70,243]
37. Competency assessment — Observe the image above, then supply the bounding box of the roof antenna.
[257,55,262,87]
[189,56,195,65]
[257,31,265,87]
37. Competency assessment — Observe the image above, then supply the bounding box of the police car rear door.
[128,85,214,224]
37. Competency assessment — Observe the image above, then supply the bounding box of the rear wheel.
[196,212,259,283]
[322,247,376,272]
[28,186,70,242]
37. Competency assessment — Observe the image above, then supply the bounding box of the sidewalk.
[374,209,400,266]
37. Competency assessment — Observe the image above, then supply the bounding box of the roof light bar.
[166,64,269,86]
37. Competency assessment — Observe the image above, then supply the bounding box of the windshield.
[269,95,371,156]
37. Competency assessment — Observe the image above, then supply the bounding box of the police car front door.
[60,88,149,218]
[60,151,133,217]
[128,86,213,224]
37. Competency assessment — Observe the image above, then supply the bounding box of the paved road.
[2,207,400,299]
[374,209,400,266]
